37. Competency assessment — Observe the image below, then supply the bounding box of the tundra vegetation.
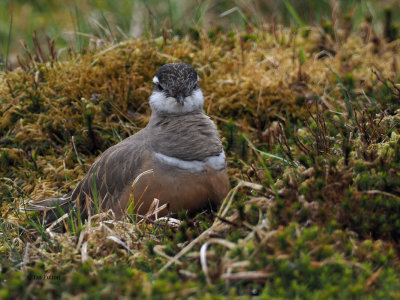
[1,1,400,299]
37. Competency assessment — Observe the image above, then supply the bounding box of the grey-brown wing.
[70,130,148,217]
[150,113,223,161]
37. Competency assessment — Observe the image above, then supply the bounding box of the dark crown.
[155,63,198,97]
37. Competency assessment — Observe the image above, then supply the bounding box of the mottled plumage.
[154,63,199,98]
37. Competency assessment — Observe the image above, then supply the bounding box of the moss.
[0,150,11,168]
[344,73,355,89]
[1,24,400,298]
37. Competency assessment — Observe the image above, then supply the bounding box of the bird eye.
[157,84,164,91]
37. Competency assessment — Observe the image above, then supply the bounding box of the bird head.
[149,63,204,115]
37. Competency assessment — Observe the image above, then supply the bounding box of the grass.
[1,1,400,299]
[1,0,400,69]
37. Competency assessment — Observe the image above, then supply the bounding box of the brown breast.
[112,157,230,218]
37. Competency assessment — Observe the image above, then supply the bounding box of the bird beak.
[177,94,184,106]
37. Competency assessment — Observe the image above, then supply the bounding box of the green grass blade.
[100,10,115,42]
[25,216,54,248]
[0,218,22,261]
[243,134,280,201]
[327,66,355,123]
[284,1,305,27]
[256,149,298,168]
[5,11,13,70]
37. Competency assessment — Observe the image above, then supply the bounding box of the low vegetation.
[1,14,400,299]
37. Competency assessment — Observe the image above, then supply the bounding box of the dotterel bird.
[27,63,230,221]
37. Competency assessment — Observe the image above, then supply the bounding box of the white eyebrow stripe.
[155,151,226,172]
[153,76,159,84]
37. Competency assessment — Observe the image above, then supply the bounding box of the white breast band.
[155,151,226,172]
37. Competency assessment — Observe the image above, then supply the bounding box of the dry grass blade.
[159,181,259,273]
[366,267,383,288]
[158,227,216,274]
[217,181,260,219]
[76,229,88,251]
[361,190,400,200]
[145,198,167,219]
[126,169,154,217]
[22,242,30,269]
[91,41,129,66]
[2,21,400,298]
[154,245,182,265]
[200,238,237,284]
[106,236,132,254]
[200,242,211,285]
[81,241,88,263]
[47,213,69,230]
[154,217,181,228]
[221,271,271,281]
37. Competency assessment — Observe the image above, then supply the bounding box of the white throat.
[149,89,204,114]
[149,77,204,115]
